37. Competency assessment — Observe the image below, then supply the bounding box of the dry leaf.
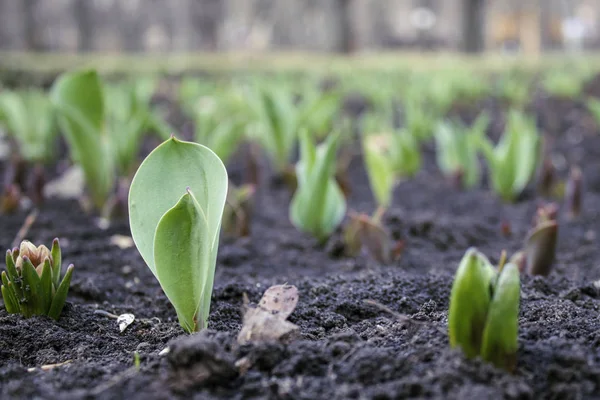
[237,284,300,345]
[258,284,298,319]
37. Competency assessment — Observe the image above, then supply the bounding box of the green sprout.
[104,77,173,176]
[341,126,407,264]
[495,73,531,110]
[435,112,489,189]
[0,89,58,207]
[0,89,58,164]
[363,133,397,209]
[448,248,520,372]
[246,83,299,174]
[246,82,342,174]
[1,239,74,320]
[541,70,583,99]
[50,69,173,216]
[190,96,248,165]
[479,110,541,202]
[129,137,227,333]
[50,69,116,211]
[290,130,346,243]
[403,97,438,141]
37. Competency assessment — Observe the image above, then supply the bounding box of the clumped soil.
[2,88,600,400]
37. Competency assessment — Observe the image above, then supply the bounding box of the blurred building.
[0,0,599,53]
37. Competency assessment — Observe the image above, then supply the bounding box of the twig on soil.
[89,367,138,396]
[363,300,424,325]
[94,309,119,319]
[11,209,38,248]
[27,360,72,372]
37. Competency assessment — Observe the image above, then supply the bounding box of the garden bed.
[1,88,600,399]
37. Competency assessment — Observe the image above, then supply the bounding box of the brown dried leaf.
[237,307,299,345]
[258,284,298,319]
[237,284,300,345]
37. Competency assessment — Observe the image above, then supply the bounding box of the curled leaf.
[237,285,300,345]
[565,166,582,219]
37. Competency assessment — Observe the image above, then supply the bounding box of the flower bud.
[15,241,52,274]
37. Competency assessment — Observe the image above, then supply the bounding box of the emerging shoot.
[1,239,74,320]
[479,110,541,202]
[290,130,346,243]
[512,203,559,276]
[129,137,228,333]
[435,112,489,189]
[448,248,520,372]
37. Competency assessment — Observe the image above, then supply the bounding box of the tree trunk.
[336,0,355,53]
[75,0,93,52]
[462,0,486,53]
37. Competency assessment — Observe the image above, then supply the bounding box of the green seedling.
[246,84,298,174]
[129,137,227,333]
[449,248,520,371]
[246,82,342,174]
[495,73,531,109]
[222,183,256,237]
[0,89,59,206]
[1,239,74,320]
[479,110,541,202]
[541,70,583,99]
[342,129,405,264]
[435,112,489,189]
[50,69,115,211]
[104,78,173,176]
[51,69,173,216]
[0,89,58,164]
[362,123,420,201]
[511,203,558,276]
[290,130,346,243]
[192,101,248,164]
[404,97,438,141]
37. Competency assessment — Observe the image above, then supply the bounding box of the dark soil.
[2,89,600,400]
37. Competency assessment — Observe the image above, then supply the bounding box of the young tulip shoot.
[522,204,559,276]
[222,183,256,237]
[290,130,346,243]
[1,239,74,319]
[564,166,582,219]
[343,211,403,264]
[448,248,520,371]
[435,112,488,189]
[479,110,541,202]
[129,137,228,333]
[50,69,115,211]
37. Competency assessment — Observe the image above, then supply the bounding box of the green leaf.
[363,135,396,208]
[1,272,19,313]
[47,264,74,320]
[448,248,496,358]
[50,238,62,288]
[153,190,212,333]
[50,69,115,209]
[0,90,57,163]
[290,131,346,242]
[39,259,53,315]
[481,262,520,371]
[129,137,228,279]
[1,282,19,314]
[21,258,42,316]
